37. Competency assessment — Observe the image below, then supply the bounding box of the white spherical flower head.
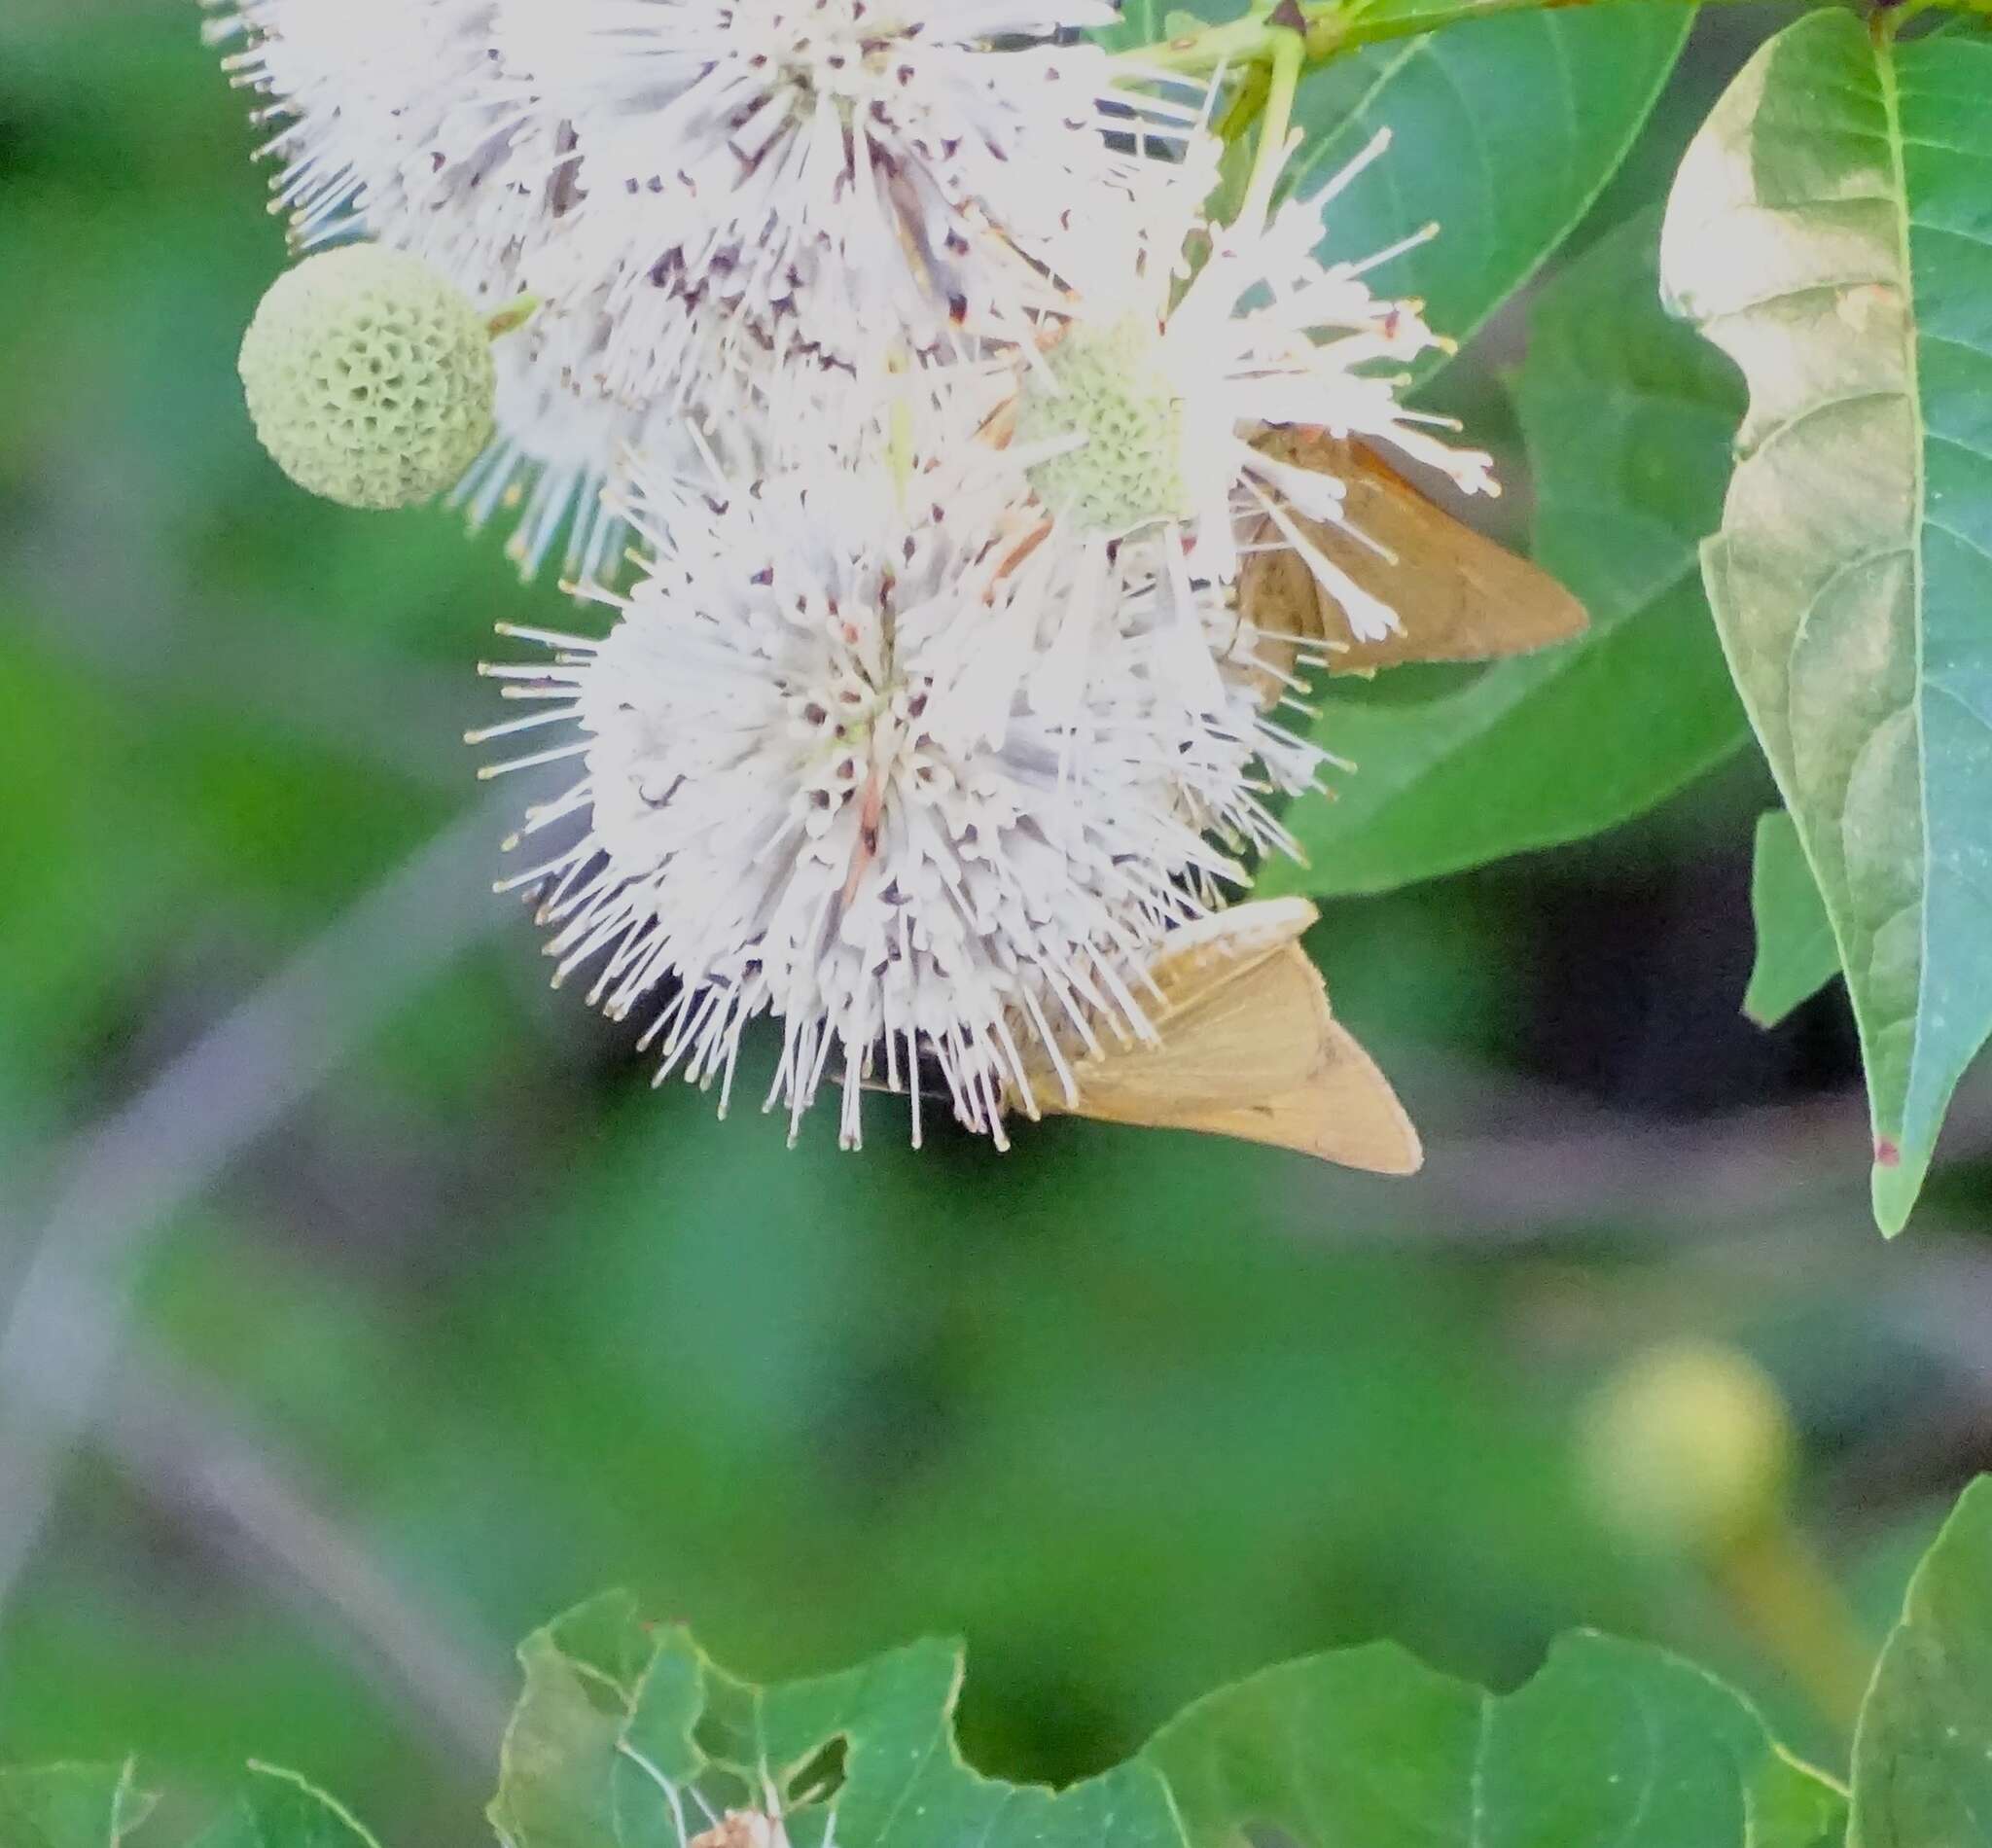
[500,0,1211,405]
[459,275,1006,586]
[453,307,760,586]
[478,456,1315,1150]
[454,331,646,585]
[209,0,556,274]
[454,280,1019,588]
[1024,129,1500,643]
[238,245,498,510]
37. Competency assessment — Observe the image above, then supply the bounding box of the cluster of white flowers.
[214,0,1496,1149]
[208,0,1207,572]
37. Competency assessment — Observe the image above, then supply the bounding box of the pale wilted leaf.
[1661,13,1992,1231]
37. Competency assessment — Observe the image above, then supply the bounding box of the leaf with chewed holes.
[1144,1632,1843,1848]
[491,1597,1848,1848]
[488,1593,1185,1848]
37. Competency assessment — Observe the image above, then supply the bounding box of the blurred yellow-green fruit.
[237,245,495,511]
[1580,1340,1796,1556]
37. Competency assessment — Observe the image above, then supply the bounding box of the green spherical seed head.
[238,246,497,512]
[1016,318,1193,537]
[1580,1341,1796,1558]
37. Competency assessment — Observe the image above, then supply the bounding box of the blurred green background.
[3,7,1990,1844]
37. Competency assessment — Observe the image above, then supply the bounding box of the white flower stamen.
[495,0,1213,408]
[480,455,1320,1149]
[1012,128,1498,639]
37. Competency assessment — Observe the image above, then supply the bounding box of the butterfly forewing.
[1023,900,1423,1174]
[1241,429,1588,679]
[1160,1015,1422,1173]
[1070,937,1333,1112]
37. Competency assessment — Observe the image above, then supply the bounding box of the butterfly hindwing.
[1026,900,1423,1174]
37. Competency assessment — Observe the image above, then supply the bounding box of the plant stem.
[1119,7,1288,75]
[1112,0,1978,86]
[1216,58,1271,145]
[1710,1516,1874,1741]
[1877,0,1938,31]
[1236,20,1304,230]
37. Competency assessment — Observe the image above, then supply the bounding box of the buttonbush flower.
[495,0,1211,408]
[210,0,1205,566]
[1013,131,1499,641]
[206,0,558,274]
[454,334,674,586]
[476,452,1320,1148]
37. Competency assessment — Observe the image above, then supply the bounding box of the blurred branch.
[0,801,511,1619]
[1338,1051,1992,1242]
[18,581,474,795]
[96,1334,512,1768]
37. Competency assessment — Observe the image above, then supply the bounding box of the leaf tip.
[1870,1141,1930,1238]
[1740,989,1783,1032]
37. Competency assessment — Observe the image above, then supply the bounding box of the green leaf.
[1851,1475,1992,1848]
[1659,13,1992,1232]
[1263,207,1747,899]
[1101,10,1704,897]
[1145,1632,1845,1848]
[196,1766,384,1848]
[489,1592,689,1848]
[490,1594,1185,1848]
[1746,810,1842,1029]
[493,1604,1851,1848]
[0,1764,154,1848]
[1285,10,1689,377]
[0,1764,374,1848]
[1089,1,1168,53]
[1101,3,1683,351]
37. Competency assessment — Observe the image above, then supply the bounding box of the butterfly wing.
[1066,936,1336,1113]
[1241,429,1588,678]
[1031,902,1423,1174]
[1121,895,1320,1048]
[1153,1012,1423,1174]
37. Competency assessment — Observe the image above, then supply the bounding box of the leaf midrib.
[1872,30,1930,1160]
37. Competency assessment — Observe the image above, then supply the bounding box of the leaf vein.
[1748,386,1906,458]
